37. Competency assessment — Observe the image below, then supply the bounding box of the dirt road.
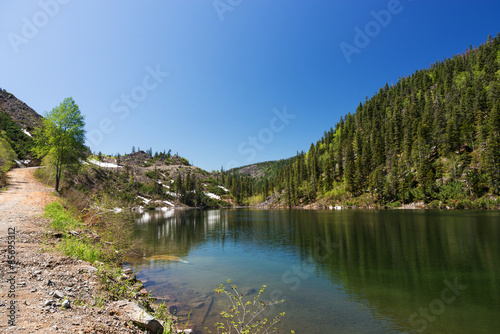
[0,168,143,333]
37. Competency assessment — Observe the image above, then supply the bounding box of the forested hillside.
[0,91,37,186]
[235,34,500,209]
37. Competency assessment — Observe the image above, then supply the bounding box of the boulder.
[111,300,164,334]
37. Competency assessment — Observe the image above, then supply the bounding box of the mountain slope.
[260,33,500,209]
[0,88,42,131]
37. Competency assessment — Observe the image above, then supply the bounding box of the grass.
[42,198,177,332]
[44,202,82,231]
[57,237,103,264]
[44,201,104,263]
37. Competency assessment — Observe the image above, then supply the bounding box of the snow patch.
[205,192,221,200]
[218,185,229,192]
[21,128,32,137]
[136,196,151,204]
[88,158,122,168]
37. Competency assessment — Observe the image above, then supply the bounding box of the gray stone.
[61,299,70,309]
[44,300,55,306]
[53,290,65,299]
[111,300,164,334]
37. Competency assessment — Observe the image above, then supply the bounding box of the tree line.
[226,34,500,208]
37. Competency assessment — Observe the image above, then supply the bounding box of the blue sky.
[1,0,500,171]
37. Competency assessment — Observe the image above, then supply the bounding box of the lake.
[127,209,500,333]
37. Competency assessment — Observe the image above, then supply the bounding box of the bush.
[436,181,465,201]
[428,200,443,209]
[386,201,402,208]
[207,280,292,334]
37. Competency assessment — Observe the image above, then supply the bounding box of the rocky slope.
[0,88,42,131]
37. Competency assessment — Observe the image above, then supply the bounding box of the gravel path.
[0,168,145,333]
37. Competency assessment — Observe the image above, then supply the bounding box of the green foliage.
[32,98,87,191]
[57,237,103,264]
[207,280,291,334]
[0,134,17,186]
[0,112,34,159]
[235,34,500,208]
[44,202,82,231]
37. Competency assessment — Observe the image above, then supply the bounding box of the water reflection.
[131,209,500,334]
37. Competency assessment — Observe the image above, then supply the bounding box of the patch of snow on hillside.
[136,196,151,204]
[205,192,221,200]
[21,129,32,137]
[218,186,229,192]
[88,159,122,168]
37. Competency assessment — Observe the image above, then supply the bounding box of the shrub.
[207,280,292,334]
[386,201,402,208]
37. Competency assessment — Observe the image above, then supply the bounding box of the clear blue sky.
[1,0,500,171]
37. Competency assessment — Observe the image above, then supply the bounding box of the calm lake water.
[128,209,500,334]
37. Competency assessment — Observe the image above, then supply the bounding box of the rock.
[44,300,55,307]
[69,230,80,236]
[53,290,65,299]
[61,299,70,309]
[192,301,205,309]
[111,300,164,334]
[34,270,42,275]
[123,268,133,275]
[242,288,257,296]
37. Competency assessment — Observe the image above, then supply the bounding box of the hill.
[242,33,500,209]
[0,89,40,185]
[0,88,42,131]
[230,158,295,179]
[44,149,233,211]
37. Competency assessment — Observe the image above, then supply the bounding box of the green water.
[128,209,500,333]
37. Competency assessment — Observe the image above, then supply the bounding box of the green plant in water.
[207,280,293,334]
